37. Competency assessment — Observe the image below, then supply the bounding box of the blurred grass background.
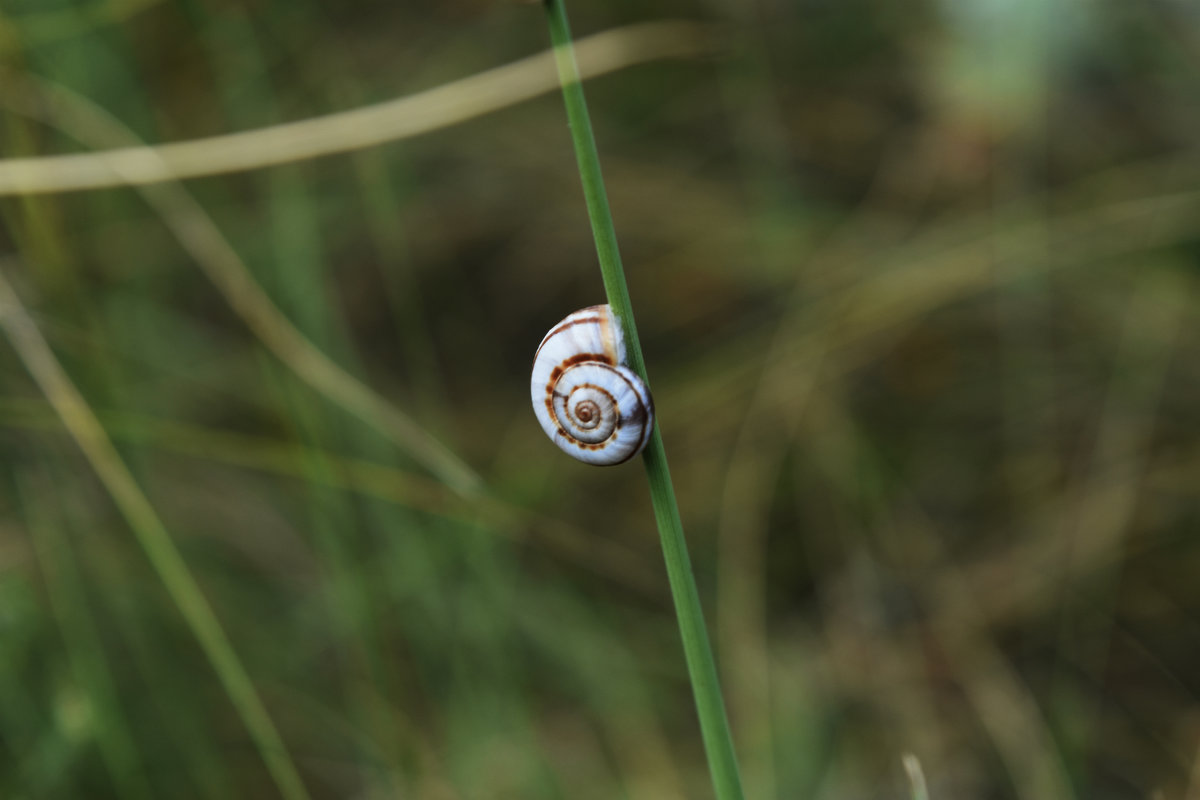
[0,0,1198,798]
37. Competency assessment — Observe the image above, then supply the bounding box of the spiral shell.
[531,305,654,465]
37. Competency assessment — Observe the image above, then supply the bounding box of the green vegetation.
[0,1,1198,799]
[544,2,743,798]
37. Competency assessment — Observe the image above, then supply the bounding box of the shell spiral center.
[553,375,620,445]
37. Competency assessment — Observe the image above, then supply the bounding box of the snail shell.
[531,305,654,465]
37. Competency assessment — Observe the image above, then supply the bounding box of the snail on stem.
[531,304,654,465]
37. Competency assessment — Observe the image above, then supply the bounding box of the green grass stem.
[0,266,311,800]
[20,474,153,800]
[542,3,746,799]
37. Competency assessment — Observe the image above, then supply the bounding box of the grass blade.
[542,2,746,798]
[0,74,483,495]
[0,22,716,194]
[0,264,312,800]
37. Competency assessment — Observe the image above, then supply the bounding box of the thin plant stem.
[0,264,312,800]
[0,22,716,195]
[542,2,746,799]
[903,754,931,800]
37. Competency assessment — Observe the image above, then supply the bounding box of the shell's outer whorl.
[531,304,653,465]
[533,305,623,366]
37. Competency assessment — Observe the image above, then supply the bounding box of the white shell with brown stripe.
[531,305,654,465]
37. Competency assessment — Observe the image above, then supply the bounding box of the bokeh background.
[1,0,1199,798]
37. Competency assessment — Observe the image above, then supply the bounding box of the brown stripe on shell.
[533,314,603,364]
[554,435,609,451]
[548,352,614,385]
